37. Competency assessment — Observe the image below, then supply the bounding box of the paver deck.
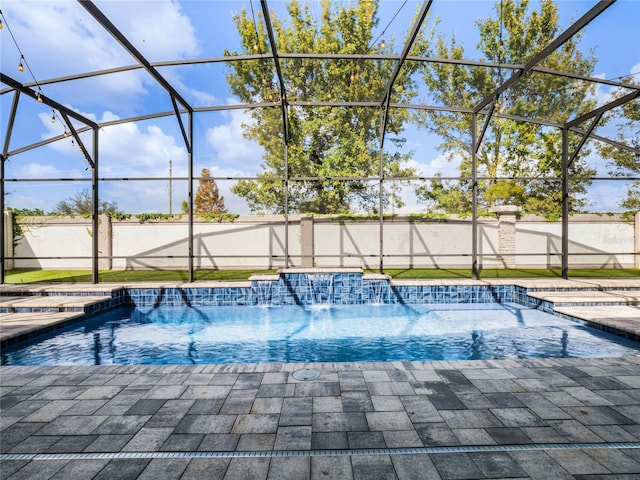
[2,358,640,479]
[1,279,639,479]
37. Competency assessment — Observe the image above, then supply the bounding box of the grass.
[3,268,639,284]
[4,269,277,284]
[377,268,640,279]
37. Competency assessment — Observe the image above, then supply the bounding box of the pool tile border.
[2,273,639,349]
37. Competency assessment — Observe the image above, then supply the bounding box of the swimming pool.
[3,302,639,365]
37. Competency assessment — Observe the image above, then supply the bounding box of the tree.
[226,0,428,214]
[55,188,121,216]
[416,0,597,218]
[597,79,640,210]
[195,168,227,214]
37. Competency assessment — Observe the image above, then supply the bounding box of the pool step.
[0,295,113,313]
[0,311,86,344]
[527,289,640,307]
[554,305,640,339]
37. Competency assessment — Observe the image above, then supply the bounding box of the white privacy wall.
[6,213,639,270]
[13,218,93,269]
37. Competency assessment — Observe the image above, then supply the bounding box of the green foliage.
[108,212,132,221]
[195,168,228,214]
[416,0,597,218]
[135,213,181,224]
[225,0,427,214]
[54,188,123,216]
[196,213,240,222]
[7,207,46,246]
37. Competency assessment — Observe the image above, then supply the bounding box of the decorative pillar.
[98,214,112,271]
[300,215,314,268]
[491,205,519,269]
[635,212,640,268]
[3,210,13,271]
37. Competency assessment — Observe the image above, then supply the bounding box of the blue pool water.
[2,303,639,365]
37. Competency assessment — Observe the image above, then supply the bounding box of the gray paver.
[122,427,173,451]
[469,451,528,478]
[366,411,413,431]
[268,456,310,480]
[509,450,574,480]
[180,458,231,479]
[4,459,69,480]
[198,432,240,451]
[49,459,109,479]
[439,409,502,429]
[174,414,236,434]
[84,434,133,452]
[415,423,460,446]
[236,433,276,450]
[160,433,204,451]
[47,435,97,453]
[232,414,279,434]
[37,415,107,436]
[92,458,151,480]
[224,457,271,480]
[584,448,640,474]
[348,431,386,448]
[136,458,190,480]
[342,391,373,412]
[9,435,60,454]
[392,454,442,480]
[311,431,348,450]
[546,448,610,475]
[311,456,353,480]
[431,452,485,479]
[312,412,368,432]
[274,425,312,450]
[382,429,423,448]
[351,455,397,480]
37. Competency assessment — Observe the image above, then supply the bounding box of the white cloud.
[205,106,264,170]
[2,0,203,111]
[18,162,62,178]
[2,1,147,98]
[96,0,199,61]
[409,153,461,177]
[37,110,187,177]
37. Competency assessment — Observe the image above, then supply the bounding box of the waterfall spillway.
[255,280,273,306]
[371,280,390,304]
[307,273,334,305]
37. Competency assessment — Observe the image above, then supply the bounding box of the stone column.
[635,212,640,268]
[491,205,519,269]
[300,215,314,267]
[98,214,112,271]
[3,211,14,270]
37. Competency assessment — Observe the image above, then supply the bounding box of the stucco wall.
[5,213,638,270]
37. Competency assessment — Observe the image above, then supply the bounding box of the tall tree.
[416,0,597,218]
[195,168,228,214]
[597,79,640,210]
[55,188,121,216]
[226,0,428,214]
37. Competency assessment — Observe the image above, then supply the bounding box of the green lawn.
[3,268,639,284]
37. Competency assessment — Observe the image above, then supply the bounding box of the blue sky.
[1,0,638,214]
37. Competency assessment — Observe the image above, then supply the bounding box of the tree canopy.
[55,189,121,216]
[225,0,427,214]
[195,168,228,214]
[415,0,598,218]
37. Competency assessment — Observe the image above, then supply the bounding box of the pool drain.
[292,368,321,381]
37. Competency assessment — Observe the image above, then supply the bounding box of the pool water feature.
[2,302,639,366]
